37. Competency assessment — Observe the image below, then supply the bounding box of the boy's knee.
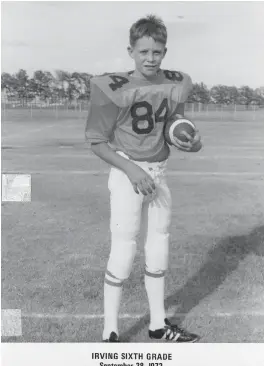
[145,235,169,273]
[107,234,137,280]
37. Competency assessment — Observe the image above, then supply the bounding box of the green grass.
[2,109,264,342]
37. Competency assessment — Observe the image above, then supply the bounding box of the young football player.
[85,15,202,342]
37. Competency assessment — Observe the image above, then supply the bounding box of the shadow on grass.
[120,225,264,342]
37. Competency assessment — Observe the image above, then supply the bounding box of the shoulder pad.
[161,69,192,103]
[91,73,132,106]
[163,69,192,86]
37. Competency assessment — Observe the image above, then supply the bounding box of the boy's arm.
[86,80,155,195]
[91,142,137,174]
[168,72,202,152]
[173,102,202,152]
[91,143,156,196]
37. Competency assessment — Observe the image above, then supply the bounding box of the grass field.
[1,108,264,343]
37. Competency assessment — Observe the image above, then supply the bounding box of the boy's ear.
[163,47,167,57]
[127,46,134,59]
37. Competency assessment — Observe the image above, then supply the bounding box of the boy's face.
[128,36,167,78]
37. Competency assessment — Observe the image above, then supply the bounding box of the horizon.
[2,68,263,91]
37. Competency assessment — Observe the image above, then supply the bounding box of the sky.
[1,1,264,88]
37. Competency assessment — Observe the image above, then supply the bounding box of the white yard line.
[3,170,263,178]
[21,310,264,320]
[13,154,264,160]
[2,124,61,140]
[2,120,75,140]
[3,145,264,150]
[168,171,264,177]
[206,147,264,150]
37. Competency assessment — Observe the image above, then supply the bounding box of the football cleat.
[103,331,120,342]
[149,318,200,342]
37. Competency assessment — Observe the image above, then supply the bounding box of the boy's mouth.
[144,65,157,70]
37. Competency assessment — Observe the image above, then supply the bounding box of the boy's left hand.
[173,128,202,152]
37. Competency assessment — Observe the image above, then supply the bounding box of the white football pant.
[107,152,172,281]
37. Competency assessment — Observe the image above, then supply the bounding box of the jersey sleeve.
[179,73,193,103]
[167,72,193,121]
[85,79,119,145]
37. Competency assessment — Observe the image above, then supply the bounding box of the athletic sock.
[145,270,166,331]
[102,271,123,339]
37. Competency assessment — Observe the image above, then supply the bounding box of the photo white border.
[1,1,264,365]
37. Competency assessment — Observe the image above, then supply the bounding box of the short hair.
[129,15,167,47]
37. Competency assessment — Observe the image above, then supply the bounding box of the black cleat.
[149,318,200,343]
[103,331,120,342]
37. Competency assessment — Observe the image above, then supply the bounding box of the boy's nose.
[147,53,154,62]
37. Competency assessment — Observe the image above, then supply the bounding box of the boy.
[85,15,202,342]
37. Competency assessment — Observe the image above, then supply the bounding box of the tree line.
[1,69,92,104]
[2,69,264,106]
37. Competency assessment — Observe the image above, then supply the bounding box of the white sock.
[102,279,122,339]
[145,272,166,330]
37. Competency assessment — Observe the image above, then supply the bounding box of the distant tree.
[3,68,264,107]
[70,72,85,100]
[13,69,31,100]
[254,87,264,105]
[210,85,239,105]
[238,86,255,107]
[55,70,84,102]
[53,71,92,102]
[78,72,92,100]
[30,70,55,100]
[210,85,231,104]
[1,72,17,94]
[188,82,210,103]
[53,70,72,100]
[227,86,240,104]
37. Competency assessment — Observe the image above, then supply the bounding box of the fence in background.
[184,102,262,121]
[185,102,260,112]
[1,98,89,110]
[1,99,263,121]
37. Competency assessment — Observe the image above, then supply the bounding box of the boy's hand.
[173,128,202,152]
[125,164,156,196]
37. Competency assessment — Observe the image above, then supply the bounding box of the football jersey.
[85,69,192,162]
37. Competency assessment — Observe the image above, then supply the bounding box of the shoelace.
[169,323,186,332]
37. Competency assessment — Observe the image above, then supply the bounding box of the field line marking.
[3,145,264,151]
[2,119,76,140]
[206,147,264,150]
[21,310,264,320]
[11,153,264,160]
[3,170,263,178]
[2,123,61,140]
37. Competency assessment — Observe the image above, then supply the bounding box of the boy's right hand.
[125,164,156,196]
